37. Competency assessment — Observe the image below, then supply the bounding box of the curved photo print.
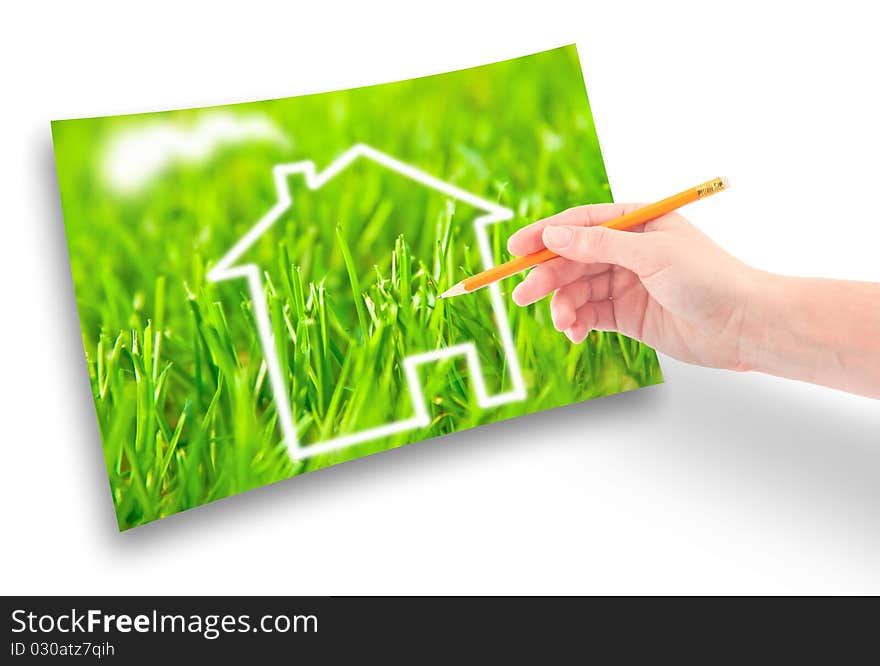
[52,45,663,530]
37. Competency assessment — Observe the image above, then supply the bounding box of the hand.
[507,203,760,370]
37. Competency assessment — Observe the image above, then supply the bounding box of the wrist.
[735,271,835,384]
[721,265,880,397]
[733,268,787,374]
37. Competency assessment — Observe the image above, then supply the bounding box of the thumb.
[541,225,659,275]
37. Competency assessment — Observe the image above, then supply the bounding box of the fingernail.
[543,226,573,249]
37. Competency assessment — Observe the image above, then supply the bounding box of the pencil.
[438,176,730,299]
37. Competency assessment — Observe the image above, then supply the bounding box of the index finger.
[506,202,645,256]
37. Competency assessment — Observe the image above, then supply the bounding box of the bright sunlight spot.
[103,112,286,193]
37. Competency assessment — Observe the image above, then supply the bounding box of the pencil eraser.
[720,176,731,189]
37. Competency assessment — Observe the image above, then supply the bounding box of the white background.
[2,0,879,594]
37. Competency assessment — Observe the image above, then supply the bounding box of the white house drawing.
[207,143,527,460]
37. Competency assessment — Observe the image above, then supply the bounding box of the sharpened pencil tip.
[439,283,467,299]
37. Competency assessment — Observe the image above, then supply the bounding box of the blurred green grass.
[52,45,663,530]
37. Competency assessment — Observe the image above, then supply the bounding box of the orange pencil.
[438,176,730,299]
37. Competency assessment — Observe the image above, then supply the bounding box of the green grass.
[52,45,663,530]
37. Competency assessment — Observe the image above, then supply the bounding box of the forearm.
[740,272,880,398]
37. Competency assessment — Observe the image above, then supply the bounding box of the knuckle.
[581,278,594,304]
[581,226,608,258]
